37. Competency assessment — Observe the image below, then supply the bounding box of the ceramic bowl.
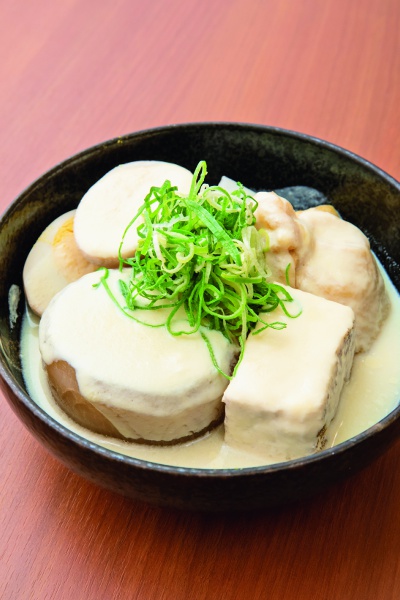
[0,123,399,511]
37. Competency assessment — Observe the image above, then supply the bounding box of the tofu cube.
[223,286,355,462]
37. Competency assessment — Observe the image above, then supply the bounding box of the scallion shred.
[101,160,300,379]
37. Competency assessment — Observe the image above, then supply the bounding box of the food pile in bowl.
[21,157,400,469]
[1,123,399,510]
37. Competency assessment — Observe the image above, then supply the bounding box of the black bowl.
[1,122,399,511]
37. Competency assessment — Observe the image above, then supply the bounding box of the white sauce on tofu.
[20,262,400,469]
[223,286,355,462]
[74,161,193,265]
[38,269,234,442]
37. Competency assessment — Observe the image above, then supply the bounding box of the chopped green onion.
[101,160,300,379]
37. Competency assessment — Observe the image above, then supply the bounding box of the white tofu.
[223,286,355,462]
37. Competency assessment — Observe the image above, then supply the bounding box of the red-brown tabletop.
[1,1,399,598]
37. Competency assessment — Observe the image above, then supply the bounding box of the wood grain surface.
[0,0,399,598]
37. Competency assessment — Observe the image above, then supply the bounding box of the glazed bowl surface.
[0,122,399,511]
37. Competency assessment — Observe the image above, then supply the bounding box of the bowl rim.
[2,122,399,217]
[1,121,399,479]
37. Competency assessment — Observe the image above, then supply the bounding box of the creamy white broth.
[20,262,400,469]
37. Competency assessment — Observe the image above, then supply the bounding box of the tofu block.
[223,286,355,462]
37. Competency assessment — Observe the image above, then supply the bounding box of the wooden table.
[1,1,399,598]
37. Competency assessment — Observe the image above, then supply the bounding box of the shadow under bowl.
[0,122,399,511]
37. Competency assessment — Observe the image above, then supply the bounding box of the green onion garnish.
[103,160,300,379]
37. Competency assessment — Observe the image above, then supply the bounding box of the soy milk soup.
[21,263,400,469]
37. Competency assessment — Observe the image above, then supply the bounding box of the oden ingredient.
[223,285,355,462]
[24,161,391,462]
[295,208,390,352]
[39,270,237,444]
[254,193,389,352]
[23,210,96,316]
[73,161,194,267]
[253,191,308,286]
